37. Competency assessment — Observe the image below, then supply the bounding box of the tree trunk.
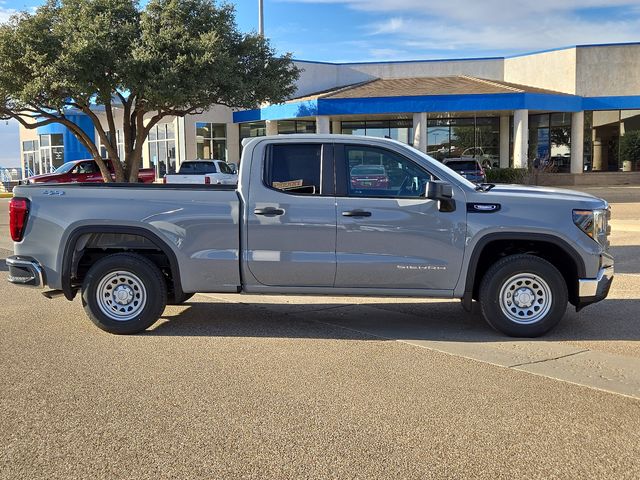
[93,154,114,182]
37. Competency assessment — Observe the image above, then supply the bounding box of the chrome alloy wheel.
[96,271,147,322]
[498,273,552,324]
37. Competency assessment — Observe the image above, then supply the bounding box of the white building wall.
[293,61,374,97]
[504,48,577,94]
[342,58,505,81]
[576,44,640,97]
[294,58,505,97]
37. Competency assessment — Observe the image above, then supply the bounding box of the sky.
[2,0,640,167]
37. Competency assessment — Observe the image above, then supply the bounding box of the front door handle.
[254,207,285,216]
[342,209,372,217]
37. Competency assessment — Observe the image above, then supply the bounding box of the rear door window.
[264,144,322,195]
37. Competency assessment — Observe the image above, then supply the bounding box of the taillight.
[9,197,30,242]
[205,176,211,185]
[162,176,166,184]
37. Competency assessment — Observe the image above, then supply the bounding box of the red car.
[23,159,156,184]
[350,164,390,190]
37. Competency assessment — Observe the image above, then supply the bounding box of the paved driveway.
[1,191,639,479]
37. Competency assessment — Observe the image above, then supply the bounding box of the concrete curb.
[0,193,13,198]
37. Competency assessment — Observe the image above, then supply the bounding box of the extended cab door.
[245,142,336,287]
[334,143,466,290]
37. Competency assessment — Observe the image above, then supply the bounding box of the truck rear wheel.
[81,253,167,334]
[479,254,568,337]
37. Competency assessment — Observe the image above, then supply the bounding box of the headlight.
[573,208,609,246]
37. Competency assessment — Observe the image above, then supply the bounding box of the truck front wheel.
[479,254,568,337]
[81,253,167,334]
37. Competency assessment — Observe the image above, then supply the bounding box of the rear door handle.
[254,207,285,216]
[342,210,372,217]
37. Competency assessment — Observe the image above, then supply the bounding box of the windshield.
[53,162,76,174]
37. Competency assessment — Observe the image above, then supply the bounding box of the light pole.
[258,0,264,36]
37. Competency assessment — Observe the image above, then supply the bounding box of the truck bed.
[13,183,242,293]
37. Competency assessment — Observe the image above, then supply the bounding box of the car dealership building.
[18,42,640,182]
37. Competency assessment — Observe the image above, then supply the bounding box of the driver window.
[345,146,431,198]
[76,162,97,174]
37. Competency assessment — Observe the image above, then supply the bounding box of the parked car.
[350,164,390,190]
[21,159,156,184]
[442,158,486,183]
[7,134,613,338]
[163,159,238,185]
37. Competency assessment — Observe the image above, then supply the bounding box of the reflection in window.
[620,110,640,172]
[528,113,571,172]
[587,110,640,172]
[22,140,40,176]
[195,122,227,162]
[427,117,500,166]
[277,120,316,134]
[341,120,413,145]
[265,144,322,195]
[149,123,177,177]
[38,134,64,174]
[239,121,267,157]
[345,146,430,198]
[99,130,125,161]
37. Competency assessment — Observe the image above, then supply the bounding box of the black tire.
[81,253,167,334]
[167,292,195,305]
[479,254,568,337]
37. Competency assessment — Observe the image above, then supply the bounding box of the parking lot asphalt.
[1,191,640,479]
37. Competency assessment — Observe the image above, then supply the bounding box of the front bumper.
[577,265,614,310]
[5,256,45,288]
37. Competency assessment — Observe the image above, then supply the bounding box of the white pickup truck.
[163,159,238,185]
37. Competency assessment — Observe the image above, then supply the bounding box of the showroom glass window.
[22,140,40,176]
[149,123,177,177]
[341,120,413,145]
[427,116,500,165]
[585,110,640,172]
[38,134,64,173]
[278,120,316,134]
[239,121,267,157]
[196,122,227,161]
[99,130,126,161]
[528,113,571,173]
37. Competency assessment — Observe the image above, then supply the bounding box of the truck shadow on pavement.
[148,297,640,343]
[609,245,640,274]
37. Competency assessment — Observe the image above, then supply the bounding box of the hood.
[480,184,608,208]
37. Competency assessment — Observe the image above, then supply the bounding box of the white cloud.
[0,5,18,24]
[281,0,640,56]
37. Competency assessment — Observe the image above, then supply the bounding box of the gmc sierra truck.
[6,134,613,337]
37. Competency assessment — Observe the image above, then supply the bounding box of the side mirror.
[425,180,453,200]
[228,163,238,174]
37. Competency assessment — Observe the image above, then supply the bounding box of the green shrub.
[620,130,640,168]
[485,167,529,184]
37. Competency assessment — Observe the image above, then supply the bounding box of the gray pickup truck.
[6,134,613,337]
